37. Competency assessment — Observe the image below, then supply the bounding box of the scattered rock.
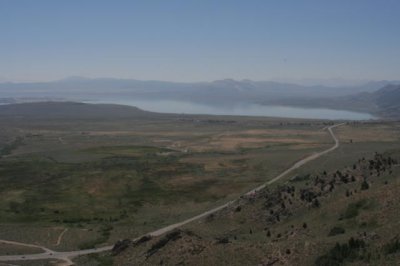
[112,239,132,255]
[146,230,182,258]
[133,235,152,246]
[215,237,230,244]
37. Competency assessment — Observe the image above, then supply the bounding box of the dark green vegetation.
[315,238,367,266]
[384,238,400,255]
[0,146,205,223]
[339,199,371,220]
[0,136,24,157]
[328,226,345,237]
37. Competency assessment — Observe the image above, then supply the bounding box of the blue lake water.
[86,99,375,120]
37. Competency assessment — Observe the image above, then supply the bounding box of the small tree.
[312,198,320,208]
[361,180,369,190]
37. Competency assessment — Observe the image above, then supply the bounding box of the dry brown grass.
[337,124,400,142]
[165,175,215,187]
[233,129,325,136]
[176,135,317,152]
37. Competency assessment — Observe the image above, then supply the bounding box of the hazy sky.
[1,0,399,83]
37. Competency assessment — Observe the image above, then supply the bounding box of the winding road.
[0,123,344,266]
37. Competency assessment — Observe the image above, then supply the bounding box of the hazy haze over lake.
[86,99,374,120]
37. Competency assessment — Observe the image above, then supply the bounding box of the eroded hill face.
[113,151,400,266]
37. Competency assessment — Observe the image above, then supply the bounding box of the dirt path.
[58,137,66,144]
[55,228,68,246]
[0,123,344,265]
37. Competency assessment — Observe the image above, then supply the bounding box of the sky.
[0,0,399,83]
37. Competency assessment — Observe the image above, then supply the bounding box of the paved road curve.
[0,123,344,266]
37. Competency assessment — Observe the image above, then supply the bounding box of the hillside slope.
[373,84,400,118]
[112,150,400,265]
[0,102,160,120]
[276,84,400,119]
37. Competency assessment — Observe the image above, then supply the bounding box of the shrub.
[340,199,367,220]
[328,226,345,236]
[361,180,369,190]
[383,238,400,254]
[315,238,366,266]
[290,174,310,182]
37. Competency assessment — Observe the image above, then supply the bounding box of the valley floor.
[0,103,399,265]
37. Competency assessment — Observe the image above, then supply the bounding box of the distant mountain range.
[0,77,398,101]
[0,77,399,119]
